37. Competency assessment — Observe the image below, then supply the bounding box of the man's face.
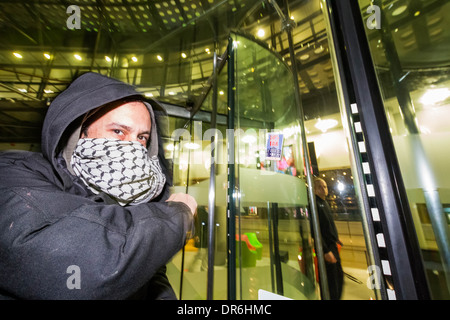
[315,180,328,200]
[82,101,151,148]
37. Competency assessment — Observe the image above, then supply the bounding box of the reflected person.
[314,177,344,300]
[0,72,196,299]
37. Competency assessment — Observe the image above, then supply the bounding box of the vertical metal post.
[267,202,276,293]
[226,35,237,300]
[272,203,284,295]
[267,0,330,300]
[206,38,219,300]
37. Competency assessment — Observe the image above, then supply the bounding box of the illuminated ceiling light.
[44,89,54,94]
[144,92,154,97]
[392,5,407,16]
[156,55,163,61]
[300,54,310,61]
[181,52,187,58]
[414,11,421,17]
[18,88,27,93]
[315,118,338,133]
[256,28,265,38]
[13,52,23,59]
[168,91,175,95]
[131,56,138,62]
[43,53,51,60]
[74,54,82,61]
[314,46,324,54]
[219,90,224,95]
[105,56,112,62]
[205,48,210,54]
[420,88,450,105]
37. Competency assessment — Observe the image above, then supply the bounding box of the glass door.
[227,32,318,300]
[167,0,396,301]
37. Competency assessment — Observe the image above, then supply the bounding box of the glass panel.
[358,0,450,299]
[166,67,230,300]
[230,32,318,300]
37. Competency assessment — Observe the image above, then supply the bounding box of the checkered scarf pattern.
[71,138,166,206]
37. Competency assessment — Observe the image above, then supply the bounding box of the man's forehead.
[82,100,151,131]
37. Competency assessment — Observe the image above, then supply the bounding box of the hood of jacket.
[41,72,167,189]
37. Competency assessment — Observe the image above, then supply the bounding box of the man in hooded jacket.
[0,72,196,299]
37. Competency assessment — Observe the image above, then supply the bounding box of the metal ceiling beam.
[0,83,41,101]
[0,10,38,45]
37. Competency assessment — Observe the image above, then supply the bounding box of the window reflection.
[359,0,450,299]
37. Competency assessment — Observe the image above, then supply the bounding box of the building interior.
[0,0,449,300]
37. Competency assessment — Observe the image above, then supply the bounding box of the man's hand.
[166,193,197,215]
[324,251,337,264]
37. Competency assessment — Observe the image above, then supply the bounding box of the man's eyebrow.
[107,122,133,132]
[107,122,151,135]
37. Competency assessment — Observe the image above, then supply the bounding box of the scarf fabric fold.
[71,138,165,206]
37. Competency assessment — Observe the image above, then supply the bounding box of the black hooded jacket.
[0,72,193,299]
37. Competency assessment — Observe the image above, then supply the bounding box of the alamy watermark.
[366,5,381,30]
[169,120,288,166]
[367,265,382,290]
[66,265,81,290]
[65,4,381,31]
[66,5,81,30]
[64,263,383,292]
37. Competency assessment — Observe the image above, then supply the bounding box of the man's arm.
[0,184,195,299]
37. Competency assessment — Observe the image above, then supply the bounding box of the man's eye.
[138,135,148,141]
[113,129,123,135]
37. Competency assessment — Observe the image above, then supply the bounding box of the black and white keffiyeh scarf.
[71,138,166,206]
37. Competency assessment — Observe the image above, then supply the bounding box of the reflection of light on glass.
[257,28,265,38]
[420,88,450,105]
[337,181,345,192]
[242,134,257,143]
[185,142,200,149]
[420,126,431,134]
[165,144,175,151]
[282,125,301,138]
[392,5,407,16]
[315,118,338,133]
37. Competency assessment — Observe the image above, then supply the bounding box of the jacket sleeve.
[0,181,193,299]
[145,266,178,300]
